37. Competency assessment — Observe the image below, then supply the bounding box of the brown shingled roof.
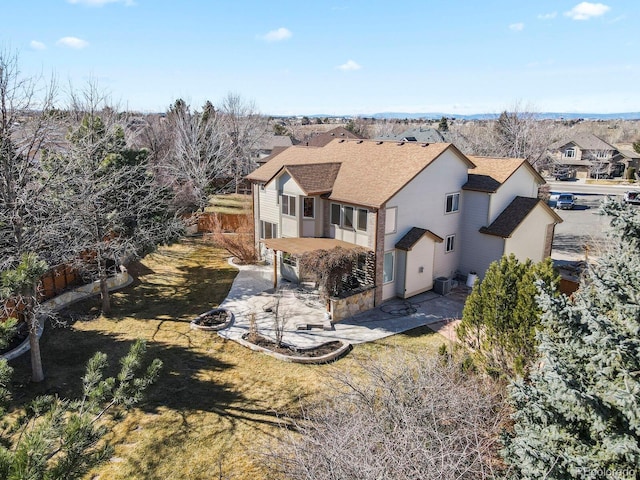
[305,127,364,147]
[395,227,443,251]
[479,196,561,238]
[247,139,474,208]
[463,156,545,192]
[276,163,341,195]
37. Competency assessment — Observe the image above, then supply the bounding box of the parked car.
[553,168,576,181]
[624,191,640,205]
[556,193,575,210]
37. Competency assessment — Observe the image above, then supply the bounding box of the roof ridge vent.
[397,141,405,146]
[338,139,345,143]
[421,143,430,147]
[376,141,383,145]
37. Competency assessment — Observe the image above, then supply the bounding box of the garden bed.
[239,333,351,364]
[190,308,233,331]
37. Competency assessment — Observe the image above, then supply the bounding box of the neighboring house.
[613,144,640,178]
[548,133,625,178]
[374,126,471,154]
[253,134,294,162]
[303,126,363,147]
[246,139,561,308]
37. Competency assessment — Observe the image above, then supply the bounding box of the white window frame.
[357,208,368,232]
[281,194,296,217]
[303,197,315,219]
[383,251,395,283]
[445,234,455,253]
[330,203,341,225]
[564,148,576,158]
[260,221,277,240]
[385,207,397,234]
[445,193,460,214]
[343,206,354,229]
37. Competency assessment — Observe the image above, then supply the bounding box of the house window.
[281,194,296,217]
[564,148,575,158]
[445,193,460,214]
[357,208,368,231]
[343,206,354,229]
[385,207,397,234]
[383,251,395,283]
[303,197,315,219]
[260,221,277,240]
[595,151,608,159]
[330,203,341,225]
[445,234,455,253]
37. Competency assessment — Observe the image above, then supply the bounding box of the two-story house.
[247,139,561,307]
[548,133,624,178]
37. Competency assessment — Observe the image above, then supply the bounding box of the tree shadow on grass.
[7,321,299,435]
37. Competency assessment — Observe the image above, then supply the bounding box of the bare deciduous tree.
[0,49,69,382]
[269,353,507,480]
[155,99,235,210]
[219,92,269,193]
[453,102,559,169]
[60,82,183,314]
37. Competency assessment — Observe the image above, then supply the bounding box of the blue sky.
[3,0,639,115]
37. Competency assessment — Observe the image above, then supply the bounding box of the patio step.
[295,322,334,331]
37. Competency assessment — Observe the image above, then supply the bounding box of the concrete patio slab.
[217,259,467,348]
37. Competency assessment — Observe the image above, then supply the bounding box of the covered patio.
[263,237,371,288]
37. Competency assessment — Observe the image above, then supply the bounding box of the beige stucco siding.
[488,166,540,224]
[381,150,469,301]
[459,190,503,277]
[504,204,555,263]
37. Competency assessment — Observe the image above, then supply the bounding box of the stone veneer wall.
[330,287,376,322]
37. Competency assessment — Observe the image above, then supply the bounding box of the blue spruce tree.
[502,198,640,479]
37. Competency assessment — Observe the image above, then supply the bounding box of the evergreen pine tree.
[502,199,640,479]
[456,254,557,377]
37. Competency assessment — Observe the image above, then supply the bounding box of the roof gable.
[266,163,341,195]
[464,156,544,193]
[395,227,443,251]
[479,196,562,238]
[549,133,616,151]
[248,139,475,208]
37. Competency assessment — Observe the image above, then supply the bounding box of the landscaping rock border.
[0,271,133,362]
[233,336,352,364]
[190,308,234,331]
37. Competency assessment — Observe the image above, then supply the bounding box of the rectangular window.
[303,197,315,219]
[260,221,277,240]
[445,193,460,213]
[282,194,296,217]
[383,251,395,283]
[445,234,455,253]
[564,148,575,158]
[330,203,341,225]
[357,208,368,231]
[343,206,354,229]
[385,207,397,234]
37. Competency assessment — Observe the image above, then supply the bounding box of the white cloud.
[337,60,362,71]
[67,0,135,6]
[565,2,610,20]
[509,22,524,31]
[261,27,292,42]
[537,12,557,20]
[30,40,46,50]
[56,37,89,49]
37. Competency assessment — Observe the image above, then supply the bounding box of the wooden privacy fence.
[197,212,244,233]
[1,263,82,322]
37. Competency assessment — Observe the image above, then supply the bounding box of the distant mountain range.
[302,112,640,121]
[368,112,640,121]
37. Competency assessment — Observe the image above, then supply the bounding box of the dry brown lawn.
[8,237,445,479]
